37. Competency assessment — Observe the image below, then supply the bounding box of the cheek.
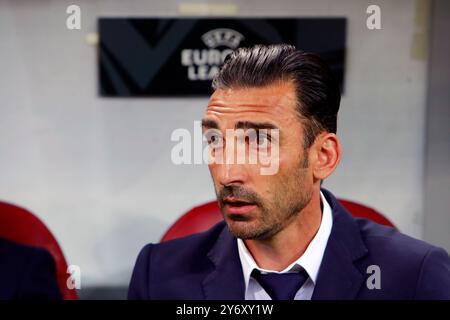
[280,140,307,166]
[208,164,220,182]
[274,151,295,177]
[275,152,310,190]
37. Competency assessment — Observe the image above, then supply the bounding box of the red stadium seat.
[338,199,396,228]
[0,201,77,300]
[161,198,396,242]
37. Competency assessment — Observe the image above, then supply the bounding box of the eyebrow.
[235,121,279,131]
[201,119,279,131]
[201,119,219,129]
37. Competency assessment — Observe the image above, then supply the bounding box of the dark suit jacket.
[128,189,450,299]
[0,238,62,300]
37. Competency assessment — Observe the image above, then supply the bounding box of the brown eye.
[205,130,222,145]
[210,134,220,144]
[257,133,270,145]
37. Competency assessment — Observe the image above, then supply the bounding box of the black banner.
[99,18,346,97]
[0,300,441,319]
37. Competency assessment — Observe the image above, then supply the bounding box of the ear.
[310,132,341,180]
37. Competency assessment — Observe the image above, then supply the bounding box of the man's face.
[203,81,314,240]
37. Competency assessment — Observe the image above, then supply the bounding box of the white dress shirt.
[237,191,333,300]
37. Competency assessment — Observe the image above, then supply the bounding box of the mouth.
[222,197,257,215]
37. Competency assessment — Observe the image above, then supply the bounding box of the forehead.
[205,81,299,127]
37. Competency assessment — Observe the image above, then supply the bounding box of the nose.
[208,131,251,186]
[212,162,249,187]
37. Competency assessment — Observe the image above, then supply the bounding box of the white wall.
[0,0,429,286]
[423,0,450,253]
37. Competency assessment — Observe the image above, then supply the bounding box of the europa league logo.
[181,28,245,81]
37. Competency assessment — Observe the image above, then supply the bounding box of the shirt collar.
[237,191,333,291]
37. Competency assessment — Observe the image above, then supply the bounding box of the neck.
[244,189,323,271]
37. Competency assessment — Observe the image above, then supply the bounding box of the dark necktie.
[252,269,309,300]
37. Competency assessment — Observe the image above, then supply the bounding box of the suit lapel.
[312,189,369,299]
[202,224,245,299]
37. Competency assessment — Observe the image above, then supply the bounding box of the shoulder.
[357,219,431,254]
[356,218,441,262]
[355,219,450,299]
[138,221,227,264]
[128,222,227,299]
[322,188,447,271]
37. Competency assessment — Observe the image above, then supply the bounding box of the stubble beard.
[219,154,313,240]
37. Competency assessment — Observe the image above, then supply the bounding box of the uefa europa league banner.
[99,18,346,97]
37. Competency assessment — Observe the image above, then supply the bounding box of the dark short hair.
[212,44,341,148]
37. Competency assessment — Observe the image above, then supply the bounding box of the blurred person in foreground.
[0,237,61,300]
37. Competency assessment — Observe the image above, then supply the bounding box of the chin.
[225,219,269,240]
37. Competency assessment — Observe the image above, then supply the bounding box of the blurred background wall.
[0,0,448,297]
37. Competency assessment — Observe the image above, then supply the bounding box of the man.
[0,237,62,300]
[128,44,450,299]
